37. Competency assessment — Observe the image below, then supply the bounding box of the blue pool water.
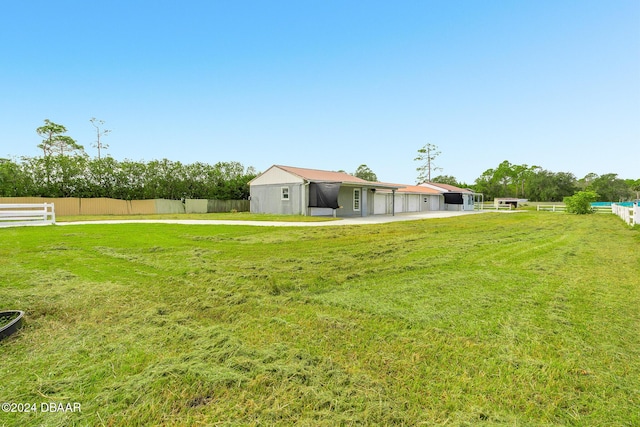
[591,201,636,207]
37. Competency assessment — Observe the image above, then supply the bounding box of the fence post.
[48,203,56,224]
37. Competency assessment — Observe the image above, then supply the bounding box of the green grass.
[56,212,337,222]
[0,212,638,426]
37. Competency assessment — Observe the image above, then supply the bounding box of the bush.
[564,191,599,214]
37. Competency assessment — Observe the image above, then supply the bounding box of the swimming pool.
[591,201,637,207]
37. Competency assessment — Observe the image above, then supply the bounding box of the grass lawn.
[0,212,638,426]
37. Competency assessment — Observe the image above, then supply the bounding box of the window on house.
[353,189,361,211]
[281,187,289,200]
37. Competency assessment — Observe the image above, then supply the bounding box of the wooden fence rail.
[0,203,55,227]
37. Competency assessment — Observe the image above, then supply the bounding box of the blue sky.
[1,0,638,185]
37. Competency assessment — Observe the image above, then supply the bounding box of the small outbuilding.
[494,198,528,209]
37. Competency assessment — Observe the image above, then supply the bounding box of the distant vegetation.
[438,160,639,202]
[1,120,637,201]
[0,156,256,200]
[1,119,257,200]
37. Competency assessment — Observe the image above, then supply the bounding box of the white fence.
[475,203,516,210]
[612,203,639,226]
[537,204,567,212]
[536,205,612,213]
[0,203,56,227]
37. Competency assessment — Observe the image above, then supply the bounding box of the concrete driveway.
[57,210,493,227]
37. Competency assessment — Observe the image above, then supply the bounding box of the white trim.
[281,187,290,201]
[353,188,361,211]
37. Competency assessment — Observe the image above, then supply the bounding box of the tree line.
[0,156,257,200]
[469,160,639,202]
[0,120,256,200]
[2,123,638,202]
[413,144,638,202]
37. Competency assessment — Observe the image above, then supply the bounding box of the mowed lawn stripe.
[0,212,638,426]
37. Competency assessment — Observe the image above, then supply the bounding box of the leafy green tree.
[353,164,378,182]
[115,160,147,200]
[493,160,516,197]
[525,169,577,202]
[564,191,599,214]
[36,119,84,157]
[141,159,186,199]
[212,162,256,199]
[473,161,521,199]
[0,158,27,197]
[35,120,85,193]
[57,155,89,197]
[587,173,631,202]
[17,155,85,197]
[84,157,120,197]
[625,179,640,200]
[415,143,442,183]
[577,173,599,190]
[511,164,540,198]
[473,168,501,200]
[432,175,460,186]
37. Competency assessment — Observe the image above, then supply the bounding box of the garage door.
[374,193,387,214]
[407,195,420,212]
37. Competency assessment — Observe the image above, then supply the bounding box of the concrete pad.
[56,210,500,227]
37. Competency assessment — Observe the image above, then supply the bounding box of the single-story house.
[249,165,403,217]
[249,165,477,216]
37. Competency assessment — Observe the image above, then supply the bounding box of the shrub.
[564,191,599,214]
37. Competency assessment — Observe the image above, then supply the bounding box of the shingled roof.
[274,165,403,189]
[419,182,474,193]
[276,165,369,183]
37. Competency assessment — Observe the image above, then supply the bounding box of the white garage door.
[374,193,387,214]
[394,194,404,213]
[407,195,420,212]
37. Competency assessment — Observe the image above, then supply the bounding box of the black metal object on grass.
[0,310,24,340]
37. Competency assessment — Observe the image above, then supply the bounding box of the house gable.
[276,165,369,184]
[249,165,304,186]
